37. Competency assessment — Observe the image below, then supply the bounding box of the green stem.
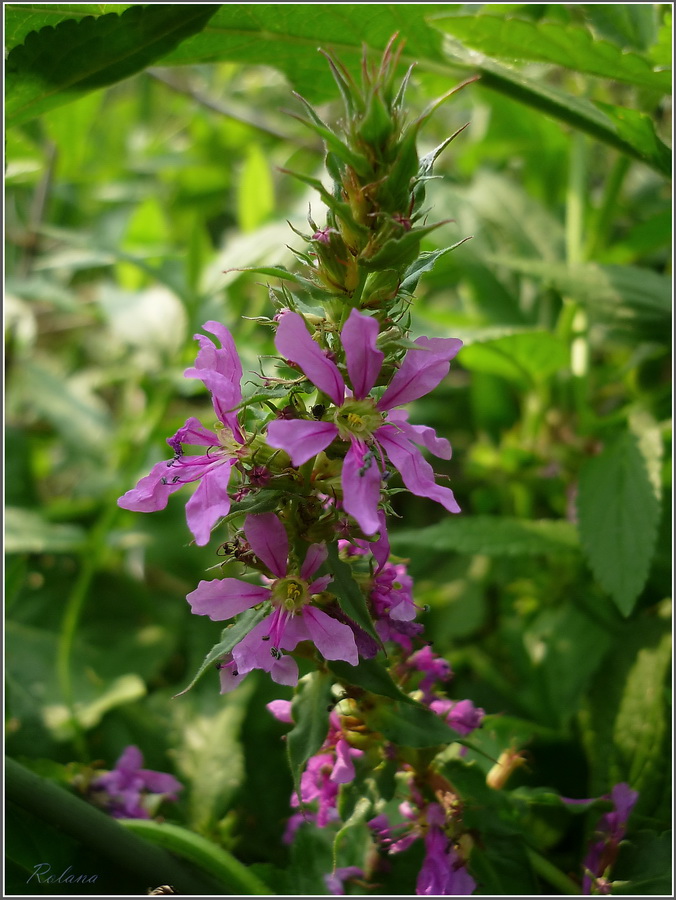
[55,502,119,758]
[5,757,232,894]
[121,819,274,895]
[584,154,630,261]
[56,381,175,755]
[566,133,586,268]
[526,846,581,895]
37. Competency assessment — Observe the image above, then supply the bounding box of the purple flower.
[325,866,364,895]
[187,513,358,686]
[430,698,485,736]
[417,811,476,896]
[408,645,452,704]
[91,746,182,819]
[291,753,341,828]
[370,802,475,896]
[266,309,462,535]
[118,322,247,546]
[582,782,639,894]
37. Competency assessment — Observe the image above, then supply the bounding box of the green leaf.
[5,757,228,895]
[225,265,311,287]
[326,543,381,644]
[285,822,334,894]
[173,685,253,834]
[431,13,670,91]
[5,5,217,127]
[488,257,672,340]
[581,4,658,52]
[329,657,415,704]
[458,331,570,386]
[3,4,132,52]
[158,5,446,102]
[391,517,579,557]
[526,605,612,727]
[363,698,464,748]
[287,671,333,791]
[5,507,86,554]
[613,830,673,895]
[174,608,268,697]
[12,359,111,456]
[400,241,472,294]
[445,50,671,176]
[579,615,671,819]
[120,819,273,895]
[237,144,275,233]
[577,431,661,616]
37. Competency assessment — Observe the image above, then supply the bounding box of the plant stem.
[5,757,233,894]
[526,846,581,895]
[584,154,630,261]
[56,381,175,756]
[122,819,273,896]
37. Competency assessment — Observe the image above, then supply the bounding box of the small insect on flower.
[311,403,326,419]
[146,884,176,895]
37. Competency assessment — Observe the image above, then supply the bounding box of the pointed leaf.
[390,517,579,557]
[443,49,671,176]
[431,13,670,91]
[287,670,333,791]
[6,5,217,127]
[363,698,465,748]
[174,608,267,697]
[400,241,472,294]
[326,543,381,645]
[577,431,661,616]
[329,657,415,704]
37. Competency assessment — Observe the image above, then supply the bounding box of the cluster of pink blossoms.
[119,309,462,687]
[117,307,481,894]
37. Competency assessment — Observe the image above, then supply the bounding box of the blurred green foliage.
[4,3,671,895]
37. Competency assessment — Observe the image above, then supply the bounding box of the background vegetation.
[5,3,672,895]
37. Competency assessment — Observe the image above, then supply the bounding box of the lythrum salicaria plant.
[118,38,637,896]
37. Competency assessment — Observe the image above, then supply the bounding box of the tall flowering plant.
[118,39,638,896]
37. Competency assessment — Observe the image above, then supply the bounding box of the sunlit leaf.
[6,5,217,127]
[430,13,670,90]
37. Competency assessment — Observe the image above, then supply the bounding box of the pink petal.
[275,311,345,406]
[301,543,328,580]
[308,574,333,594]
[266,699,294,723]
[270,655,299,686]
[341,442,383,536]
[184,323,243,426]
[170,416,220,449]
[331,738,363,784]
[342,308,384,400]
[244,513,288,577]
[377,426,461,514]
[187,579,270,620]
[185,464,235,546]
[385,409,451,459]
[267,419,338,466]
[219,661,248,694]
[302,607,359,665]
[118,460,184,512]
[378,336,463,410]
[185,321,243,386]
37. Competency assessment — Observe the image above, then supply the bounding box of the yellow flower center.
[271,576,310,612]
[334,398,383,441]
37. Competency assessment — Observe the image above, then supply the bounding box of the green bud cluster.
[285,36,475,322]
